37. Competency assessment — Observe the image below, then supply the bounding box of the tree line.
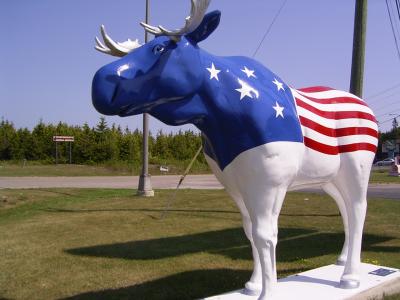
[0,118,205,166]
[1,117,398,164]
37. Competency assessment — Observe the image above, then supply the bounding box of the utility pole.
[350,0,367,98]
[137,0,154,197]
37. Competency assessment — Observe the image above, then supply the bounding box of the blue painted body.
[92,11,303,170]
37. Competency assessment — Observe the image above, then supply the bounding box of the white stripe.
[293,88,364,102]
[294,92,374,115]
[296,106,378,131]
[301,126,378,147]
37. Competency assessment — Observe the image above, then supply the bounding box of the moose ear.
[186,10,221,44]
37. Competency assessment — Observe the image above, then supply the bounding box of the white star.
[273,101,285,118]
[206,63,221,81]
[241,66,256,78]
[235,79,259,100]
[272,78,285,91]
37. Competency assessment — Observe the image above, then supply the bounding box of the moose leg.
[228,192,262,295]
[244,185,288,299]
[338,189,367,288]
[243,211,262,295]
[322,183,349,265]
[241,210,263,295]
[334,154,372,288]
[204,154,262,294]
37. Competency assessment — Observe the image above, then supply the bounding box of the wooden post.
[350,0,367,98]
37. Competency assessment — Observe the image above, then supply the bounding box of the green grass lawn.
[0,161,210,177]
[370,167,400,184]
[1,161,400,185]
[0,189,399,300]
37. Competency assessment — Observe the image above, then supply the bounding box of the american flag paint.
[291,86,378,155]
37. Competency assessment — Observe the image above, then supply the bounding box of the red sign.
[53,136,74,142]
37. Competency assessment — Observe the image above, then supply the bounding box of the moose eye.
[153,44,165,55]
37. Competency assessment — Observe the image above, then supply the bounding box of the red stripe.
[338,143,377,153]
[303,137,377,155]
[299,116,378,138]
[303,136,338,155]
[295,98,376,122]
[298,86,334,93]
[297,92,368,107]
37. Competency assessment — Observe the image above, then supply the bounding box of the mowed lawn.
[0,189,399,300]
[1,162,400,184]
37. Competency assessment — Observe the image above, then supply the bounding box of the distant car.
[374,158,395,166]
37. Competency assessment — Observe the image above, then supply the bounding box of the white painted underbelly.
[205,142,341,193]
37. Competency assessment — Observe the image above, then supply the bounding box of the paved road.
[0,175,399,199]
[0,175,222,190]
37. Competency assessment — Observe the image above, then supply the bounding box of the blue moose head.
[92,0,221,126]
[92,0,303,170]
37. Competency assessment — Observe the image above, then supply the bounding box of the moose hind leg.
[322,182,349,266]
[334,153,372,289]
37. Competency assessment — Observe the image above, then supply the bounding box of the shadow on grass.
[65,227,399,262]
[61,269,251,300]
[45,207,240,215]
[36,189,78,197]
[47,207,343,218]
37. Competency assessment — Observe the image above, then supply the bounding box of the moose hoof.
[339,278,360,289]
[243,281,262,296]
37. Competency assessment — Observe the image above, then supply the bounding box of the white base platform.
[203,263,400,300]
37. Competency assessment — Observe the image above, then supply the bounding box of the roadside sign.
[53,136,74,142]
[53,136,74,164]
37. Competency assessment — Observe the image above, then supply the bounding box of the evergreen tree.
[0,120,16,160]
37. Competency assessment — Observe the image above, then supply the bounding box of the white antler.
[95,25,142,57]
[140,0,210,41]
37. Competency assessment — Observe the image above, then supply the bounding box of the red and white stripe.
[290,86,378,155]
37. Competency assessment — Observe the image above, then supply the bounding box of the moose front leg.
[228,143,301,299]
[241,209,262,295]
[244,185,288,300]
[222,190,264,295]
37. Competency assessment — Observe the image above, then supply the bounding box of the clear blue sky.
[1,0,399,133]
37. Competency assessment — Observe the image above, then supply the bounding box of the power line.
[372,99,400,114]
[252,0,288,58]
[396,0,400,19]
[368,91,400,106]
[378,113,400,125]
[376,108,400,119]
[386,0,400,60]
[364,81,400,101]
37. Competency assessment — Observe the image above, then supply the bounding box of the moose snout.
[91,67,121,115]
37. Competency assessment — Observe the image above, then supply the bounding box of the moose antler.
[95,25,142,57]
[140,0,210,41]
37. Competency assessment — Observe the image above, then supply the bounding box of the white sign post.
[53,136,74,164]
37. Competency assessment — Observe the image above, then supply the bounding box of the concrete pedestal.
[203,263,400,300]
[137,174,154,197]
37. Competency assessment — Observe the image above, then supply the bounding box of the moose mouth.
[118,95,186,117]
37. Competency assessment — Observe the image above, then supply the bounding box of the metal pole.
[55,141,58,165]
[69,142,72,164]
[137,0,154,197]
[350,0,367,98]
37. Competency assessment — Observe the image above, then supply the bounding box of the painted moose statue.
[92,1,378,298]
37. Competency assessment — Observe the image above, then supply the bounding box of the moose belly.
[205,141,340,194]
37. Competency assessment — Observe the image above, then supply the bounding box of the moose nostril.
[110,85,119,103]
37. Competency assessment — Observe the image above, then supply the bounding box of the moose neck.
[193,49,303,171]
